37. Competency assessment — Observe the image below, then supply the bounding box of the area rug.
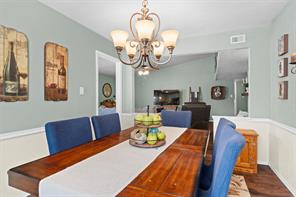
[228,175,251,197]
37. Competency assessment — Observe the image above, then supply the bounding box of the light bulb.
[143,70,149,75]
[138,70,143,76]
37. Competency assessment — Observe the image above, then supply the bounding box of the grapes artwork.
[0,25,29,102]
[44,42,68,101]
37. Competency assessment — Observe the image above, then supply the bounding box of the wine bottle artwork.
[44,42,68,101]
[0,25,29,102]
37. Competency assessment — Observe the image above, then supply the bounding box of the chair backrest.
[208,126,245,197]
[91,113,121,139]
[161,110,192,128]
[213,118,236,160]
[45,117,93,155]
[181,105,211,129]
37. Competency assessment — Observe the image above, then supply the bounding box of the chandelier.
[110,0,179,76]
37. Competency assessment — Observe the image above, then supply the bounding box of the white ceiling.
[216,48,249,80]
[39,0,289,40]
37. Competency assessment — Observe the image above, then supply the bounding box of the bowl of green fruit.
[134,113,162,128]
[129,128,166,148]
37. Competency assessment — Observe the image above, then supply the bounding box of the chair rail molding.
[0,127,44,141]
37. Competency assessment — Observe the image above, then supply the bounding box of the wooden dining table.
[8,127,208,197]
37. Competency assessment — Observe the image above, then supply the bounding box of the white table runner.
[39,126,186,197]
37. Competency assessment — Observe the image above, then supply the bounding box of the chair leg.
[204,130,211,158]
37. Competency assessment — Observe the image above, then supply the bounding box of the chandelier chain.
[142,0,148,8]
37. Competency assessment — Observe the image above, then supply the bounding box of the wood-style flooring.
[206,122,293,197]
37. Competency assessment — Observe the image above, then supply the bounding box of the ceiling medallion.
[110,0,179,76]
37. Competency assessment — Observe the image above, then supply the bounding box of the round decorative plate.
[102,83,112,98]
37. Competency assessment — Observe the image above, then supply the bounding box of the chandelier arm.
[147,12,161,41]
[117,52,142,66]
[149,53,173,65]
[147,55,160,70]
[130,12,143,41]
[132,55,144,69]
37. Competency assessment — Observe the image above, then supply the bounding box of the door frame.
[95,51,123,115]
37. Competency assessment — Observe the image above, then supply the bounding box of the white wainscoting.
[0,113,136,197]
[0,129,47,197]
[213,116,296,196]
[1,115,295,196]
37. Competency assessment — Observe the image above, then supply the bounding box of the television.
[153,90,180,105]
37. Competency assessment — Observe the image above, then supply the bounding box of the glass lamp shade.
[139,69,149,76]
[125,41,139,57]
[143,70,149,75]
[110,30,129,49]
[138,70,144,76]
[135,19,155,41]
[152,41,164,59]
[161,30,179,48]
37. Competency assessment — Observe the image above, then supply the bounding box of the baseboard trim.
[269,165,296,196]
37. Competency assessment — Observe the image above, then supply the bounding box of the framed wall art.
[102,83,112,98]
[278,81,288,100]
[291,53,296,74]
[278,58,288,77]
[291,53,296,64]
[0,25,29,102]
[44,42,68,101]
[211,86,226,100]
[278,34,288,56]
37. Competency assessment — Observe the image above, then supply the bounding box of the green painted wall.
[0,0,115,133]
[99,74,116,103]
[270,0,296,127]
[135,55,235,116]
[175,26,271,118]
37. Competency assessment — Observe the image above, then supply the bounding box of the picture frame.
[278,58,288,77]
[291,53,296,64]
[211,86,226,100]
[0,25,29,102]
[278,34,288,56]
[278,81,288,100]
[102,83,112,98]
[44,42,68,101]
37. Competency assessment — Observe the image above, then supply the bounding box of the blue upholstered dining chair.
[197,125,245,197]
[199,118,236,190]
[91,113,121,139]
[161,110,192,128]
[45,117,93,155]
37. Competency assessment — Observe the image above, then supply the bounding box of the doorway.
[96,51,122,115]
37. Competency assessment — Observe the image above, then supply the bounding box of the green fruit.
[143,115,153,126]
[135,114,144,121]
[157,131,166,140]
[147,133,157,145]
[152,114,162,125]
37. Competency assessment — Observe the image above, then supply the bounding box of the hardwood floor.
[206,122,293,197]
[239,165,293,197]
